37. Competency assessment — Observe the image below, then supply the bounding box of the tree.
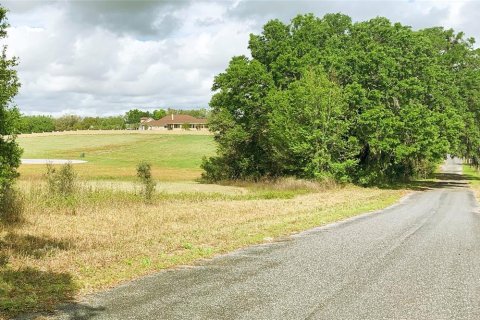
[202,56,275,181]
[124,109,151,124]
[152,109,166,120]
[54,115,81,131]
[268,67,358,181]
[0,6,22,220]
[203,13,480,184]
[18,115,55,133]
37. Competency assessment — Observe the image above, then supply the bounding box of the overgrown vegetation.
[45,163,78,197]
[203,13,480,185]
[136,161,156,202]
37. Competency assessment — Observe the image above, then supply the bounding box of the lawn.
[17,133,216,181]
[0,131,410,319]
[462,164,480,198]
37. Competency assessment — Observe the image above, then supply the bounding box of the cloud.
[66,0,191,37]
[1,0,478,116]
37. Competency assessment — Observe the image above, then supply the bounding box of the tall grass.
[0,186,24,226]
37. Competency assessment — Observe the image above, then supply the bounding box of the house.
[140,114,208,131]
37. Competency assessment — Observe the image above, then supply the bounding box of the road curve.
[54,158,480,320]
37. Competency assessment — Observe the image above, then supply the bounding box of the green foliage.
[152,109,167,120]
[181,122,191,130]
[202,56,276,181]
[45,163,78,197]
[17,115,127,133]
[204,13,480,184]
[54,115,81,131]
[166,108,209,118]
[268,67,358,181]
[17,109,207,134]
[125,109,151,124]
[17,115,55,133]
[136,161,156,201]
[0,6,22,214]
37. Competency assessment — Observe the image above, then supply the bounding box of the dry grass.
[462,164,480,199]
[0,180,407,317]
[19,165,203,182]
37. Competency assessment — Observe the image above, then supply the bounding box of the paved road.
[55,158,480,320]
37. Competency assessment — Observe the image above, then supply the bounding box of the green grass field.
[18,133,216,181]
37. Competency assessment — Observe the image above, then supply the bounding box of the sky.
[1,0,479,116]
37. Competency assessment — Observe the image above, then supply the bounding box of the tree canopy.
[203,14,480,184]
[0,6,21,196]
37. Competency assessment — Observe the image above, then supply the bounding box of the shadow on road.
[53,303,106,320]
[381,171,479,191]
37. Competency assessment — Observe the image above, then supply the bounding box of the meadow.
[0,131,408,318]
[18,132,216,181]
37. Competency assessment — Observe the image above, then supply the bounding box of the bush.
[137,161,156,202]
[0,186,24,226]
[45,163,78,197]
[201,156,229,182]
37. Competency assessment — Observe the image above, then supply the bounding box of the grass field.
[462,164,480,199]
[18,133,216,181]
[0,132,410,319]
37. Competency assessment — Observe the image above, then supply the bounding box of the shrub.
[137,161,156,202]
[45,162,78,197]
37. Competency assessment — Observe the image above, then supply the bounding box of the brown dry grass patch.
[3,182,407,295]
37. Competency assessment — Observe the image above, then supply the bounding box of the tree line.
[203,13,480,184]
[17,108,210,133]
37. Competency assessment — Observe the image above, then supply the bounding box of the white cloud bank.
[1,0,479,116]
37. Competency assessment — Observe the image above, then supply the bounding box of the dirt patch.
[21,159,88,164]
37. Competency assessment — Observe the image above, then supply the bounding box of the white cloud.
[1,0,478,116]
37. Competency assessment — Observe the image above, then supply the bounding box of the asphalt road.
[54,157,480,320]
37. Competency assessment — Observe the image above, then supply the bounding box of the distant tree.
[54,115,81,131]
[124,109,151,124]
[76,116,99,130]
[18,115,55,133]
[0,6,22,222]
[166,108,209,118]
[100,116,126,130]
[152,109,167,120]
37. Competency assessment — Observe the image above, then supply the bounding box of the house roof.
[145,114,207,127]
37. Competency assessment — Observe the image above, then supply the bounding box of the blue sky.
[2,0,479,116]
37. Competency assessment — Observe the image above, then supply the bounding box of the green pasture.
[17,133,216,181]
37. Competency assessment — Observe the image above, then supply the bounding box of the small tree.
[182,123,191,130]
[45,162,78,197]
[0,6,22,224]
[137,161,156,202]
